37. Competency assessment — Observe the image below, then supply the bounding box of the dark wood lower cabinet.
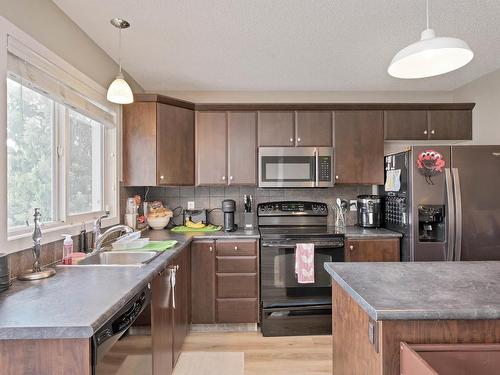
[151,265,174,375]
[191,239,259,324]
[191,240,216,324]
[345,238,400,262]
[151,245,190,375]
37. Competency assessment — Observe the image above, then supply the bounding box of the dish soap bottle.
[62,234,73,265]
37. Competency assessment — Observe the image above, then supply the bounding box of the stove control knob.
[320,205,326,212]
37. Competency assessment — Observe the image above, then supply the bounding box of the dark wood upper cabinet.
[191,240,216,324]
[258,111,295,146]
[345,239,400,262]
[334,111,384,185]
[295,111,333,146]
[428,110,472,140]
[123,101,195,186]
[384,110,429,140]
[228,112,257,185]
[195,112,227,185]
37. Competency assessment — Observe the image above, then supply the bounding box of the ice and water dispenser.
[418,205,445,242]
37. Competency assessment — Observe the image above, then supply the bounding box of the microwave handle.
[314,148,319,187]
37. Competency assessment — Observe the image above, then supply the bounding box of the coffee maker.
[222,199,237,232]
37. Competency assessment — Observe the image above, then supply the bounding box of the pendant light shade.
[388,0,473,79]
[388,29,474,79]
[107,18,134,104]
[107,73,134,104]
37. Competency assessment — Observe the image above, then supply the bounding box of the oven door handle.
[261,242,344,249]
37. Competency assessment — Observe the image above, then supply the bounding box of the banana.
[185,219,206,229]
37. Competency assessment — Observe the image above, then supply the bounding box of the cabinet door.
[172,248,189,366]
[296,111,333,146]
[384,111,429,140]
[345,239,400,262]
[334,111,384,184]
[258,111,295,146]
[191,240,216,323]
[151,267,174,375]
[123,102,158,186]
[428,110,472,140]
[196,112,227,185]
[157,103,195,185]
[228,112,257,185]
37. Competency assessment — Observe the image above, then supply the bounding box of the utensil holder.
[244,212,255,229]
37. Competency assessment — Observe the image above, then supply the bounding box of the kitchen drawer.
[216,298,258,323]
[217,256,257,273]
[216,273,257,298]
[216,240,257,256]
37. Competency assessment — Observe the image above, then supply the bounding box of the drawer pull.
[234,246,238,251]
[209,246,214,252]
[349,245,354,251]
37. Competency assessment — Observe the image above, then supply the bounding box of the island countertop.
[0,228,259,340]
[325,261,500,321]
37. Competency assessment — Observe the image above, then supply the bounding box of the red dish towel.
[295,243,315,284]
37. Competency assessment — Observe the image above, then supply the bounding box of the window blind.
[7,35,116,127]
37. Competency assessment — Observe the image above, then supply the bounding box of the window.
[6,76,105,233]
[7,78,55,229]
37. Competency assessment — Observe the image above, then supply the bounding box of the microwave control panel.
[318,156,332,182]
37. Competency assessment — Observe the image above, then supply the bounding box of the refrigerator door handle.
[452,168,463,261]
[445,168,455,261]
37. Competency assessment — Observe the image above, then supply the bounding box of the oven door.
[258,147,333,188]
[260,238,344,308]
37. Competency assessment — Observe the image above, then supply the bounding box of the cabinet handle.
[234,246,238,251]
[229,176,233,181]
[431,130,435,135]
[209,246,213,252]
[424,130,428,135]
[297,137,301,142]
[289,138,294,143]
[335,175,339,180]
[349,245,354,251]
[222,176,226,181]
[160,175,165,180]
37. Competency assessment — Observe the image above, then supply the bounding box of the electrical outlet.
[187,201,195,210]
[349,200,358,211]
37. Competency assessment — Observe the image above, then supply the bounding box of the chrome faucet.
[93,213,134,252]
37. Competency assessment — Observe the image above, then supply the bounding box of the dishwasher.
[92,283,151,375]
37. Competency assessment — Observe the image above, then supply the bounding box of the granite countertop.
[339,226,402,239]
[325,261,500,321]
[0,229,259,340]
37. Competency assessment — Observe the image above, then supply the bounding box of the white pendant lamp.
[107,18,134,104]
[388,0,473,79]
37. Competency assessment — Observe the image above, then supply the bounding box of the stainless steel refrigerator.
[383,146,500,261]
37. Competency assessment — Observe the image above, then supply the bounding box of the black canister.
[0,253,10,293]
[222,199,237,232]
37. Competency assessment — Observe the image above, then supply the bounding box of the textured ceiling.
[53,0,500,92]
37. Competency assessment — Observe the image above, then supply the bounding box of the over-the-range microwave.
[258,147,334,188]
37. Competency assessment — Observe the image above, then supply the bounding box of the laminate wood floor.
[100,331,332,375]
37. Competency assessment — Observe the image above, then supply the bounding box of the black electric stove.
[257,201,344,337]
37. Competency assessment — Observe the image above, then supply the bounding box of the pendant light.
[107,18,134,104]
[388,0,473,79]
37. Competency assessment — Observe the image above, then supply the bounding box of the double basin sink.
[72,251,160,267]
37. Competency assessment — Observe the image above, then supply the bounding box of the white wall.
[453,68,500,145]
[157,90,454,103]
[0,0,143,92]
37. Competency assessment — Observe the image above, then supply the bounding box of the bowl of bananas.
[147,201,173,230]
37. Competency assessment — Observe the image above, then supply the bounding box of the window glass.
[68,109,103,215]
[6,78,54,229]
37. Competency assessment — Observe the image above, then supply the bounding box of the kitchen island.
[324,261,500,375]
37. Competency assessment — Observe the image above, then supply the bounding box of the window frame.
[0,16,121,254]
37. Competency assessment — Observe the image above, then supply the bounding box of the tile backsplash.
[124,185,372,227]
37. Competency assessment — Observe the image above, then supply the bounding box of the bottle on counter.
[62,234,74,265]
